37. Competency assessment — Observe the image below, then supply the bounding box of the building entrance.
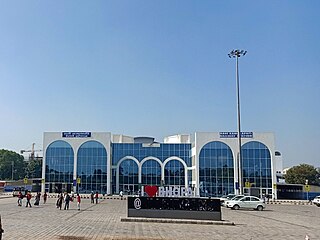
[120,184,138,195]
[48,183,72,193]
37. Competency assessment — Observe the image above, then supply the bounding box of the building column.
[73,149,77,193]
[41,150,46,193]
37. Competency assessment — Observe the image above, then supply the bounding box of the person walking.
[56,193,60,208]
[17,191,23,206]
[90,192,94,204]
[57,194,63,210]
[76,193,81,211]
[43,192,48,204]
[95,191,99,204]
[26,192,32,208]
[64,193,70,210]
[34,192,41,206]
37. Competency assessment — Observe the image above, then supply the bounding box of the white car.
[312,196,320,207]
[227,196,266,211]
[224,195,245,207]
[220,194,237,206]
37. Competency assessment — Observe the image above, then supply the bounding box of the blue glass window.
[118,159,139,194]
[241,141,272,188]
[164,160,185,186]
[111,143,191,194]
[45,140,74,186]
[77,141,107,194]
[141,160,161,185]
[199,141,234,197]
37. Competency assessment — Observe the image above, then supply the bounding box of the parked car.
[12,187,25,197]
[220,194,237,206]
[224,195,245,207]
[226,196,265,211]
[312,196,320,207]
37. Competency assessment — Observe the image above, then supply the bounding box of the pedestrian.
[119,190,123,200]
[0,215,4,240]
[91,191,95,204]
[57,194,63,210]
[90,192,94,204]
[71,191,75,200]
[34,192,41,206]
[17,191,23,206]
[77,193,81,211]
[26,192,32,208]
[43,192,48,204]
[64,193,70,210]
[56,193,60,208]
[95,191,99,204]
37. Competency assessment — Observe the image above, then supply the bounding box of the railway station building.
[41,131,281,198]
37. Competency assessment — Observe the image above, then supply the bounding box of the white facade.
[42,131,277,198]
[42,132,111,194]
[193,132,276,197]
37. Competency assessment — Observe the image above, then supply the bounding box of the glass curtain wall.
[164,160,185,186]
[199,141,234,197]
[77,141,107,194]
[241,141,272,188]
[112,143,191,194]
[45,141,74,193]
[141,160,161,185]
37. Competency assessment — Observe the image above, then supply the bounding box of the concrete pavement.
[0,196,319,239]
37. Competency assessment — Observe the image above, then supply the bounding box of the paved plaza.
[0,195,319,240]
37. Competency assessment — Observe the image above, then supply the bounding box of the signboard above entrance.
[62,132,92,138]
[219,132,253,138]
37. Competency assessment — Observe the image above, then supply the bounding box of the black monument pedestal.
[127,197,221,221]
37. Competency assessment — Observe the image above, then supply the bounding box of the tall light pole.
[228,49,247,195]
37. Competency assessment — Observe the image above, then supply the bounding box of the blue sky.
[0,1,319,168]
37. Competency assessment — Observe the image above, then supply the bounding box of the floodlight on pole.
[228,49,247,195]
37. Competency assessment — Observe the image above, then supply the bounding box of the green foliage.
[285,164,320,185]
[0,149,26,180]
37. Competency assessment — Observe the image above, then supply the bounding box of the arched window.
[241,141,272,188]
[199,141,234,197]
[164,160,185,186]
[77,141,107,194]
[45,140,74,185]
[141,160,161,185]
[118,159,139,194]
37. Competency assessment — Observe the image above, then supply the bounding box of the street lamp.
[228,49,247,195]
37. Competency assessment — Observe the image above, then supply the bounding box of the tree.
[285,164,320,185]
[0,149,26,180]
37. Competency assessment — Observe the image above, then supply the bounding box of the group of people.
[55,192,81,210]
[17,190,100,211]
[90,191,100,204]
[17,191,47,207]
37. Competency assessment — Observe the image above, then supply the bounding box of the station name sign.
[62,132,92,138]
[219,132,253,138]
[142,185,194,197]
